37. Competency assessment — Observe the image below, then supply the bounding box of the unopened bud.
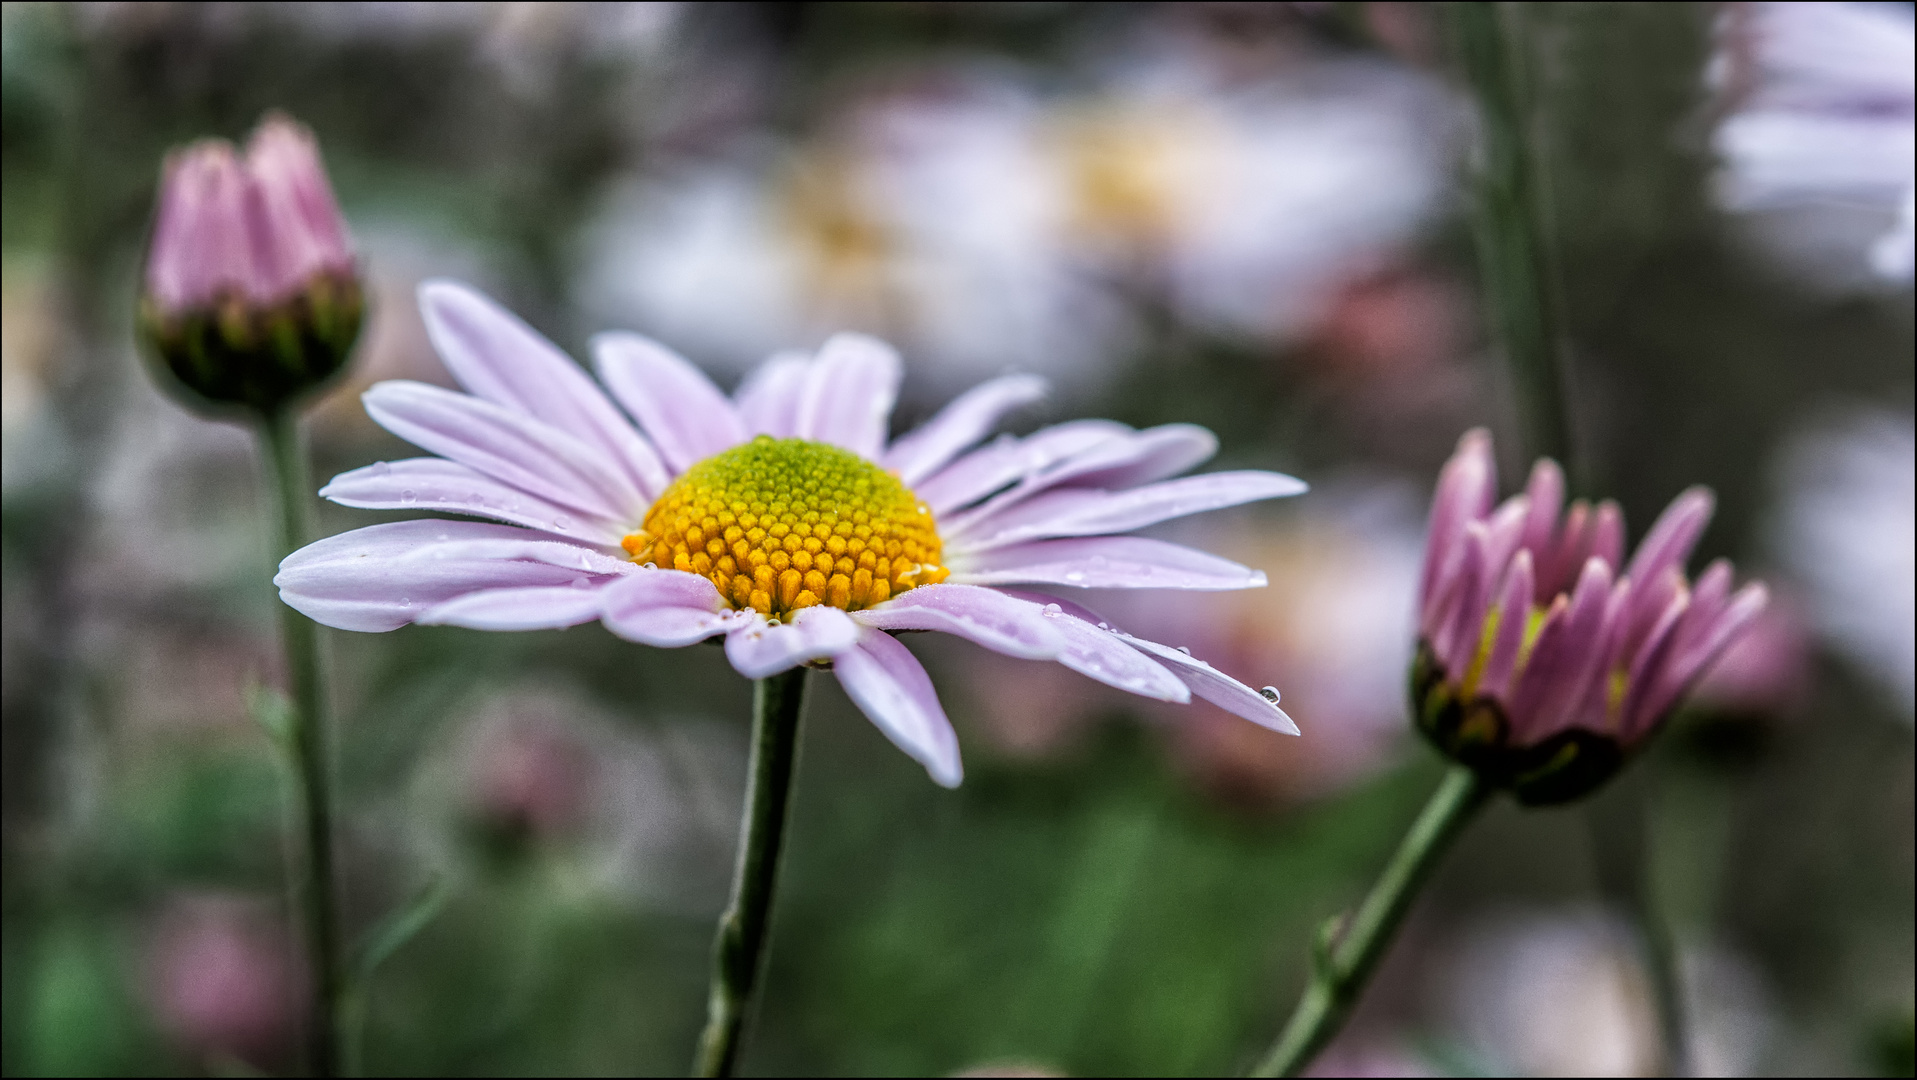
[139,113,361,416]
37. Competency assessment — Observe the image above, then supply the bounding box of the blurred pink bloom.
[145,114,356,316]
[1413,430,1768,803]
[146,894,303,1070]
[472,716,593,840]
[1691,591,1813,716]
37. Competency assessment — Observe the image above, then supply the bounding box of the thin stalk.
[694,668,810,1078]
[1451,1,1575,472]
[261,408,343,1077]
[1252,766,1489,1077]
[1586,785,1691,1077]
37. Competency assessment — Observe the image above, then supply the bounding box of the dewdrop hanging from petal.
[276,282,1309,788]
[139,113,363,415]
[1410,430,1770,804]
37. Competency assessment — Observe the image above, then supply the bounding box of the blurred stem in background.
[261,409,344,1077]
[1450,4,1687,1074]
[1451,1,1575,477]
[695,669,810,1077]
[1251,766,1488,1077]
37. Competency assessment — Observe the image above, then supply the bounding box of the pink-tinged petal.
[735,350,811,438]
[946,536,1265,591]
[244,118,353,298]
[418,281,670,500]
[1636,582,1769,732]
[592,331,748,473]
[915,420,1130,515]
[1435,522,1493,678]
[724,605,861,678]
[1617,587,1692,742]
[275,520,628,633]
[852,584,1064,660]
[1508,558,1614,741]
[992,591,1190,702]
[1589,500,1625,574]
[1418,428,1497,612]
[882,374,1048,486]
[362,381,644,522]
[1477,551,1536,702]
[1121,634,1299,734]
[1475,497,1531,615]
[599,569,740,647]
[832,628,962,787]
[946,471,1307,552]
[320,458,628,545]
[941,424,1226,535]
[1519,459,1564,564]
[1536,499,1589,601]
[416,584,606,631]
[1621,567,1685,666]
[148,142,256,312]
[793,332,901,459]
[1623,487,1715,592]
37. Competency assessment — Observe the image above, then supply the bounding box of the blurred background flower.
[1,2,1909,1076]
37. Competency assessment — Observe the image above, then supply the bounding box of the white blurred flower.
[582,56,1453,397]
[1438,908,1776,1077]
[1772,409,1916,719]
[1714,2,1916,283]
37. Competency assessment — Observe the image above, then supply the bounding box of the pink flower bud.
[1411,430,1770,804]
[139,113,362,415]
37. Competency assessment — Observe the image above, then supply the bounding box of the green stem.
[1451,1,1575,472]
[1251,765,1489,1078]
[1585,786,1690,1077]
[694,668,810,1077]
[261,408,343,1077]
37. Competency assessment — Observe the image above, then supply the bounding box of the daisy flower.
[277,282,1304,786]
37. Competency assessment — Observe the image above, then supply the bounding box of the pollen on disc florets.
[623,435,948,618]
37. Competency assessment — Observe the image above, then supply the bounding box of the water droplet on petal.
[554,515,572,529]
[1064,571,1086,583]
[436,533,449,541]
[400,489,417,503]
[1260,686,1281,704]
[1176,645,1192,655]
[399,596,412,608]
[370,461,391,476]
[1042,603,1062,616]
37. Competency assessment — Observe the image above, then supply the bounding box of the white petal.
[986,590,1190,702]
[275,519,629,633]
[321,458,628,545]
[592,331,748,473]
[946,536,1265,591]
[851,584,1064,660]
[363,380,646,522]
[832,628,962,787]
[793,333,902,459]
[942,424,1218,534]
[915,420,1132,515]
[417,584,606,630]
[1122,634,1299,734]
[881,374,1048,486]
[949,471,1308,551]
[600,569,742,646]
[418,281,670,499]
[723,606,861,678]
[735,350,812,438]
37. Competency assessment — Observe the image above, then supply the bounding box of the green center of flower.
[622,436,947,617]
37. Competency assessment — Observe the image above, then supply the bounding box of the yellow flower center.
[622,436,947,618]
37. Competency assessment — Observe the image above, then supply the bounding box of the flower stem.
[1251,765,1489,1077]
[260,408,344,1077]
[694,668,810,1078]
[1451,1,1575,472]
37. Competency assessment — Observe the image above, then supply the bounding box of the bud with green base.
[1412,429,1768,804]
[139,114,361,417]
